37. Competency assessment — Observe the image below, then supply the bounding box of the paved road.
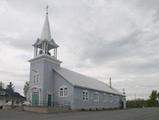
[0,107,159,120]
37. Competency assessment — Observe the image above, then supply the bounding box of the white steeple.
[33,6,59,58]
[40,5,51,41]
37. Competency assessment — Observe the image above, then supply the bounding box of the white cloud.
[0,0,159,99]
[0,41,30,94]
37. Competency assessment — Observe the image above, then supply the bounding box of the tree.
[0,81,4,89]
[148,90,158,107]
[6,82,14,93]
[127,99,148,108]
[157,93,159,105]
[6,82,15,107]
[23,81,29,97]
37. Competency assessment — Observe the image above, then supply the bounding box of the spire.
[33,6,59,58]
[40,5,52,41]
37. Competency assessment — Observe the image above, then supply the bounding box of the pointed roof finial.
[46,5,49,15]
[40,5,51,41]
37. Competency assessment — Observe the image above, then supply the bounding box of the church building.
[27,8,126,110]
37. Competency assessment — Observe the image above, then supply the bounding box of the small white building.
[0,88,25,109]
[27,8,126,110]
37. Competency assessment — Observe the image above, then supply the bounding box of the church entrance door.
[32,92,39,106]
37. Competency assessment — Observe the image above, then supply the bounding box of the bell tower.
[28,6,62,106]
[33,6,58,58]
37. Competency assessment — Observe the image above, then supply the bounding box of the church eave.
[33,38,59,49]
[29,54,62,64]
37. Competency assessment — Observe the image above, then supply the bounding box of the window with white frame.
[32,72,39,84]
[82,90,89,101]
[94,92,99,102]
[33,75,36,83]
[60,88,63,96]
[64,88,68,96]
[59,86,68,97]
[36,74,39,83]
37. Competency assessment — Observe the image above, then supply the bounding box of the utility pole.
[122,88,126,109]
[109,77,112,88]
[122,88,126,95]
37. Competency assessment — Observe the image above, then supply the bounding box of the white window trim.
[36,74,39,83]
[82,90,89,101]
[64,87,68,96]
[59,86,68,97]
[59,87,64,97]
[32,71,40,84]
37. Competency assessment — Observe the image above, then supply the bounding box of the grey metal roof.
[55,67,123,96]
